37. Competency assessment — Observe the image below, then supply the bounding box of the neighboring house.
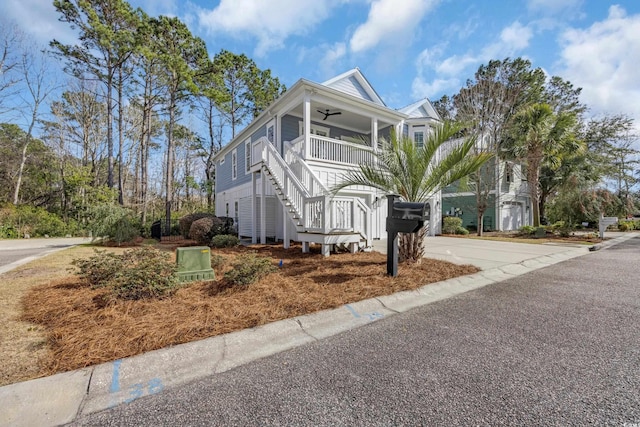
[213,68,442,255]
[441,149,532,231]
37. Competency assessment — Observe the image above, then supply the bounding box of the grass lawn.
[1,241,478,387]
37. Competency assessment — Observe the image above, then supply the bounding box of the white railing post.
[303,94,311,160]
[351,200,356,232]
[260,167,266,244]
[323,196,330,234]
[283,174,290,248]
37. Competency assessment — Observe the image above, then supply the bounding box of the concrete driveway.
[372,235,594,270]
[0,237,91,275]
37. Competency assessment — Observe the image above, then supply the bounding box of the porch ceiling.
[288,101,395,134]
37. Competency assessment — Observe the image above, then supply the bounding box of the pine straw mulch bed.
[21,243,478,377]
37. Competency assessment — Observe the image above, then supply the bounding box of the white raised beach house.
[213,68,530,255]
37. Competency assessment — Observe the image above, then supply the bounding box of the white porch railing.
[286,134,375,166]
[309,135,375,165]
[303,195,371,242]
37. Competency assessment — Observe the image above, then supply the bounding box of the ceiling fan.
[317,109,342,120]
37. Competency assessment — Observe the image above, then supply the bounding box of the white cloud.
[435,54,477,76]
[1,0,78,46]
[411,76,460,100]
[498,21,533,51]
[411,21,533,99]
[198,0,342,56]
[349,0,439,53]
[431,21,533,78]
[321,42,347,75]
[557,5,640,122]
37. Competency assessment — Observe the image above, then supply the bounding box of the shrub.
[72,247,180,300]
[518,225,536,236]
[211,234,240,248]
[0,203,74,237]
[179,213,215,238]
[224,253,277,286]
[72,250,125,288]
[455,226,469,235]
[87,204,140,244]
[210,253,227,271]
[442,217,463,234]
[109,248,180,300]
[189,216,225,245]
[618,220,634,231]
[215,217,236,235]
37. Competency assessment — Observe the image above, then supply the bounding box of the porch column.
[495,160,502,231]
[260,169,266,244]
[396,120,405,139]
[283,176,289,249]
[251,172,257,244]
[303,92,311,160]
[276,114,282,155]
[371,117,378,152]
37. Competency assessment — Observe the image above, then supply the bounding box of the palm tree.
[505,103,582,227]
[332,120,492,262]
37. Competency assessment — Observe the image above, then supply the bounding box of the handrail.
[255,137,309,225]
[256,136,371,245]
[284,140,330,197]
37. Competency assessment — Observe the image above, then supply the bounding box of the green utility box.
[176,246,215,282]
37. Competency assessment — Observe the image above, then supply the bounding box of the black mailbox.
[386,195,431,276]
[391,202,429,221]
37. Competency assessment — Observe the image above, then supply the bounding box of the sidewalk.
[1,233,637,427]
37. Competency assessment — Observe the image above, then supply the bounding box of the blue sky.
[2,0,640,125]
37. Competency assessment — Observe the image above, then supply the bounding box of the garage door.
[501,203,523,231]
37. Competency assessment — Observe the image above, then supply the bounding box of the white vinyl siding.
[238,196,277,238]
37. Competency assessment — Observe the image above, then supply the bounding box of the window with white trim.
[299,121,330,138]
[231,149,237,180]
[505,163,513,183]
[245,139,251,173]
[414,131,424,148]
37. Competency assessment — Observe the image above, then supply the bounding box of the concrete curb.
[0,233,636,427]
[589,231,639,251]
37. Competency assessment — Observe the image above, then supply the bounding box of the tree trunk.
[117,69,124,205]
[528,158,542,227]
[477,208,485,236]
[398,226,427,263]
[13,138,30,204]
[13,105,38,205]
[165,90,176,234]
[107,68,115,189]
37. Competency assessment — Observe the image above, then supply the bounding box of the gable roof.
[322,68,386,107]
[398,98,441,121]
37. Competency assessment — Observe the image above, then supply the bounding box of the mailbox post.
[598,215,618,239]
[386,194,430,277]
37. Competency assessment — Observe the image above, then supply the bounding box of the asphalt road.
[0,238,90,274]
[71,237,640,426]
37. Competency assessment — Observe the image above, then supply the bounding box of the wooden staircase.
[252,137,372,256]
